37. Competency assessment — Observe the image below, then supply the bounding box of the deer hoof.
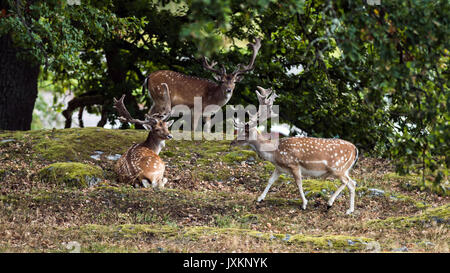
[346,209,354,215]
[301,200,308,210]
[327,204,332,210]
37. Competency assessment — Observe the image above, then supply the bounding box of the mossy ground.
[38,162,104,188]
[0,128,448,253]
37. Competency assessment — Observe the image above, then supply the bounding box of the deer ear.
[166,119,174,128]
[213,74,223,82]
[146,116,158,127]
[234,75,243,82]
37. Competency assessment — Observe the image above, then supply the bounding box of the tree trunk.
[0,34,40,130]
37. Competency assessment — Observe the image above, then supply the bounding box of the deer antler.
[113,95,157,126]
[233,37,262,76]
[234,86,278,129]
[202,57,224,75]
[251,86,278,126]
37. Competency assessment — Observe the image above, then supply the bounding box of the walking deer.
[231,87,359,214]
[144,37,262,130]
[113,95,174,189]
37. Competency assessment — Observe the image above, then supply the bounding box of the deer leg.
[327,177,348,209]
[292,166,307,210]
[257,169,280,202]
[203,115,212,133]
[161,177,168,188]
[345,174,356,214]
[141,179,151,188]
[191,109,201,132]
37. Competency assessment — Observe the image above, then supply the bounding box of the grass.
[0,128,448,252]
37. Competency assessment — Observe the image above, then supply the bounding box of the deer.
[113,94,174,189]
[143,37,262,131]
[231,86,359,214]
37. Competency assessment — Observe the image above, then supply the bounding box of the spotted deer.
[143,37,262,130]
[231,87,359,214]
[113,95,174,188]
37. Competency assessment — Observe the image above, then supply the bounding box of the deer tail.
[350,146,359,170]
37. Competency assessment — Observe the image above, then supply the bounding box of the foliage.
[332,1,449,183]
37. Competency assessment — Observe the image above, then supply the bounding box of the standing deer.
[143,37,262,130]
[231,87,359,214]
[113,95,174,188]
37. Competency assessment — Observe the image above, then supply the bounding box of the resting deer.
[143,37,262,130]
[231,87,359,214]
[113,95,174,189]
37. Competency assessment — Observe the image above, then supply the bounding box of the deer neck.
[247,133,277,164]
[207,84,232,106]
[143,132,165,155]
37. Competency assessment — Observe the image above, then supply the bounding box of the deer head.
[202,37,262,97]
[231,86,279,147]
[148,83,172,118]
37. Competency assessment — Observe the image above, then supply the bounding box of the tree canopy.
[0,0,448,184]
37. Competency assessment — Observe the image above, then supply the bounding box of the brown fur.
[275,137,358,176]
[115,143,165,186]
[147,70,238,110]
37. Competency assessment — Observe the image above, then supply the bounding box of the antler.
[113,95,157,126]
[234,86,278,129]
[202,57,226,75]
[233,37,262,76]
[251,86,278,125]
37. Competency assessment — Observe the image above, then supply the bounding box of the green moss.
[385,172,449,196]
[222,149,258,164]
[38,162,104,188]
[183,226,374,251]
[79,224,111,234]
[80,243,140,253]
[387,192,430,209]
[193,168,231,181]
[0,169,6,181]
[73,223,375,251]
[287,234,374,251]
[116,224,178,237]
[303,179,339,197]
[0,194,18,204]
[93,185,129,193]
[161,150,176,157]
[3,128,147,161]
[263,162,275,172]
[78,224,178,240]
[239,214,259,224]
[213,214,235,228]
[367,204,450,229]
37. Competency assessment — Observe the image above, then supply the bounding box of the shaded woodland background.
[0,0,448,184]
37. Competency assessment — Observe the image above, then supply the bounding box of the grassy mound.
[384,173,449,196]
[39,162,104,188]
[367,204,450,229]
